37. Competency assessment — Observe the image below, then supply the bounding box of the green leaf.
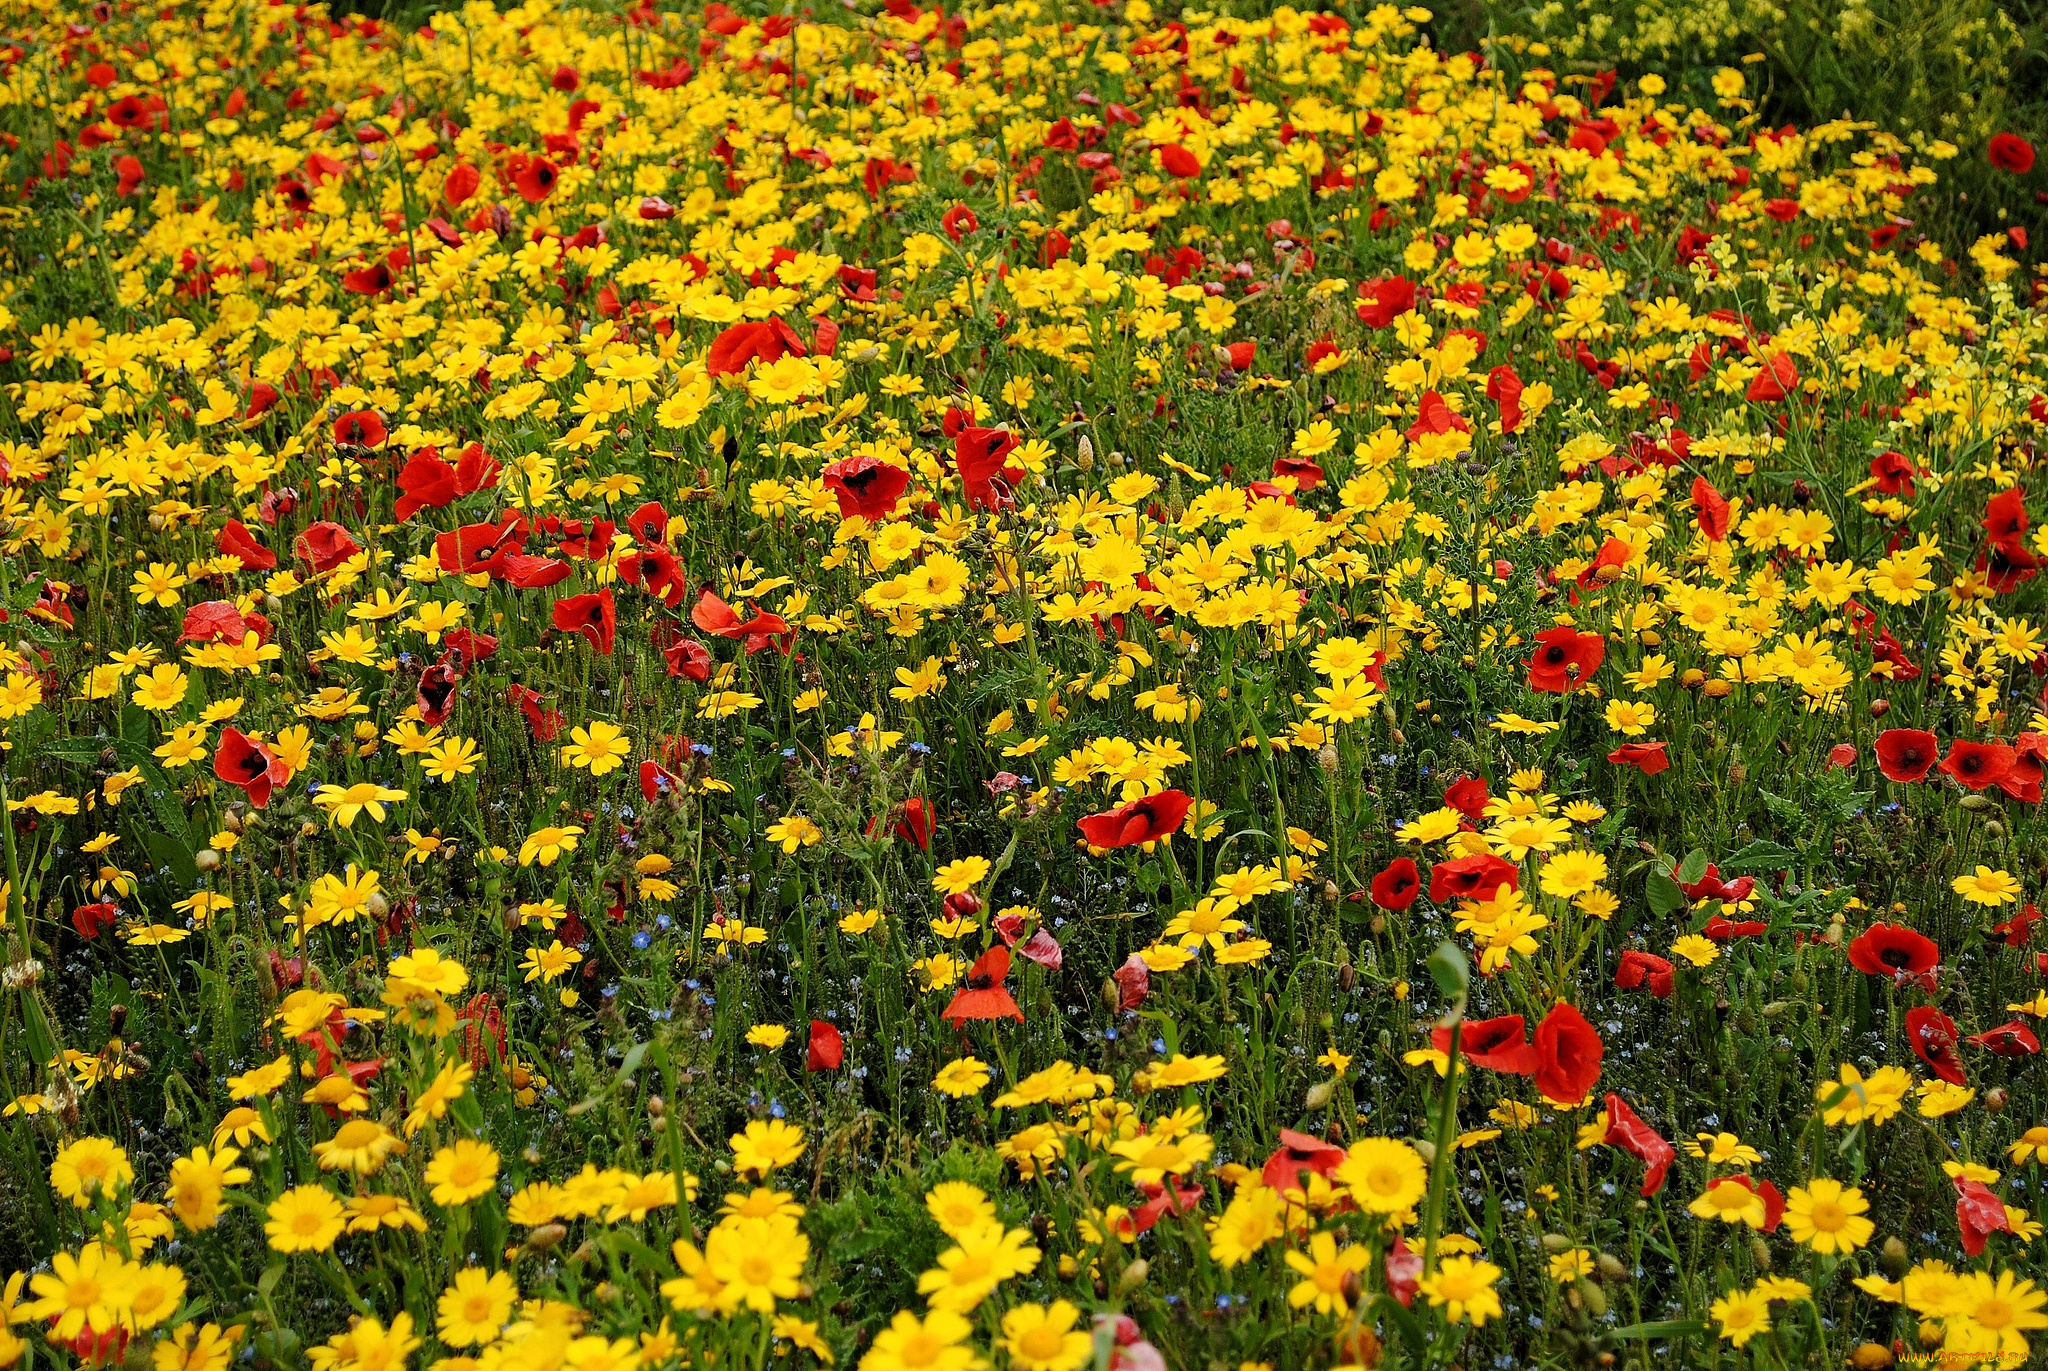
[1427,940,1469,1001]
[1645,867,1688,917]
[1677,848,1710,885]
[1371,1293,1427,1355]
[1608,1320,1707,1340]
[1721,839,1801,874]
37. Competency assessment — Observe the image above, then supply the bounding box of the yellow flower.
[50,1136,133,1207]
[932,856,990,894]
[1710,1288,1772,1347]
[731,1119,807,1176]
[1418,1255,1504,1327]
[519,825,584,867]
[1284,1230,1371,1314]
[746,1024,791,1051]
[560,721,632,776]
[265,1185,348,1253]
[425,1139,501,1207]
[437,1268,519,1348]
[1783,1178,1874,1254]
[933,1057,991,1098]
[765,815,824,853]
[1000,1301,1091,1371]
[1953,866,2022,906]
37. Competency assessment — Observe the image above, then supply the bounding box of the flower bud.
[1847,1343,1894,1370]
[1984,1087,2008,1114]
[1869,698,1890,719]
[1116,1258,1148,1293]
[526,1223,569,1252]
[1580,1280,1607,1317]
[195,849,221,872]
[1880,1236,1910,1277]
[1304,1081,1334,1110]
[1595,1252,1629,1283]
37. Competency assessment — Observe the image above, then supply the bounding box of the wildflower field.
[4,0,2048,1367]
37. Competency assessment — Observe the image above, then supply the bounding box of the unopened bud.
[195,848,221,872]
[1540,1233,1573,1253]
[1985,1086,2009,1114]
[526,1223,568,1251]
[1116,1258,1148,1293]
[1869,698,1891,719]
[1304,1080,1335,1110]
[647,1095,666,1119]
[1880,1236,1909,1278]
[1580,1279,1607,1317]
[1595,1252,1629,1283]
[1847,1343,1895,1370]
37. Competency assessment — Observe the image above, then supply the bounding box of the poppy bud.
[1412,1139,1436,1163]
[1323,880,1339,904]
[526,1223,569,1252]
[1318,742,1338,773]
[1580,1281,1607,1317]
[1595,1252,1629,1283]
[1880,1236,1909,1277]
[1985,1086,2008,1113]
[646,1095,665,1119]
[195,849,221,872]
[1959,794,1994,811]
[1116,1259,1148,1293]
[1339,1268,1363,1308]
[1869,698,1890,718]
[1337,962,1356,991]
[944,890,982,918]
[1540,1233,1572,1252]
[1749,1236,1771,1270]
[1304,1080,1334,1109]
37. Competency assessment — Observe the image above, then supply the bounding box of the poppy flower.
[1743,352,1798,402]
[1701,914,1768,939]
[892,798,935,850]
[214,727,287,808]
[1608,742,1670,775]
[1988,132,2036,175]
[1993,903,2040,948]
[1077,789,1193,849]
[1487,364,1525,433]
[661,634,713,682]
[1938,738,2015,791]
[113,155,145,197]
[72,902,120,940]
[1442,775,1490,823]
[1532,1002,1604,1102]
[1271,455,1323,490]
[177,600,251,646]
[1956,1176,2012,1256]
[1978,538,2039,594]
[416,663,459,726]
[1846,922,1940,992]
[1874,728,1940,782]
[1984,486,2030,543]
[940,203,978,241]
[1433,1014,1538,1074]
[507,685,565,743]
[1526,626,1604,692]
[295,521,362,574]
[241,382,281,420]
[1356,275,1416,328]
[332,410,386,448]
[1997,736,2044,803]
[551,589,617,655]
[513,157,558,202]
[1261,1128,1347,1194]
[501,554,573,589]
[1369,857,1421,911]
[806,1020,844,1071]
[821,453,910,520]
[1428,853,1519,903]
[1112,953,1150,1011]
[1968,1019,2041,1057]
[1219,340,1257,371]
[1602,1093,1676,1196]
[341,262,391,295]
[1404,389,1471,442]
[707,319,802,376]
[1691,476,1731,541]
[640,759,683,802]
[940,945,1025,1024]
[955,425,1021,511]
[690,589,795,655]
[443,161,481,205]
[1130,1179,1204,1235]
[1904,1006,1967,1086]
[1157,143,1200,177]
[436,516,528,576]
[1868,449,1916,497]
[1614,950,1674,998]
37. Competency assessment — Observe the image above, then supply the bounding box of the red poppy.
[1602,1093,1675,1195]
[1261,1128,1347,1193]
[1869,450,1917,497]
[1356,275,1416,328]
[436,516,527,576]
[1608,742,1670,775]
[507,684,565,743]
[72,902,120,940]
[806,1020,844,1071]
[955,426,1021,511]
[1404,389,1471,442]
[707,318,804,376]
[662,635,713,682]
[1532,1002,1604,1102]
[1847,922,1941,992]
[893,798,935,850]
[1956,1176,2012,1256]
[1487,364,1525,433]
[1993,903,2040,948]
[1526,626,1604,692]
[1442,775,1490,823]
[1691,476,1731,542]
[1219,340,1257,371]
[1702,914,1768,939]
[1988,132,2036,175]
[332,409,386,448]
[1157,143,1200,178]
[1112,953,1150,1011]
[1077,790,1193,849]
[940,203,978,241]
[1433,1014,1538,1074]
[1997,736,2044,803]
[1978,538,2040,594]
[341,262,391,295]
[501,554,572,590]
[177,601,252,646]
[416,663,459,726]
[113,155,145,197]
[941,945,1025,1024]
[1938,739,2015,791]
[458,994,506,1071]
[821,454,910,520]
[1369,857,1421,911]
[513,157,558,202]
[690,589,795,656]
[1744,352,1798,403]
[640,759,683,802]
[393,442,499,520]
[1614,950,1674,998]
[214,727,287,808]
[1271,455,1323,491]
[443,162,481,205]
[295,521,362,574]
[549,590,615,655]
[1428,853,1519,904]
[1904,1006,1967,1086]
[1968,1019,2041,1057]
[1129,1179,1204,1235]
[1873,729,1940,782]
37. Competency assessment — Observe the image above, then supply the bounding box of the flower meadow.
[4,1,2048,1368]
